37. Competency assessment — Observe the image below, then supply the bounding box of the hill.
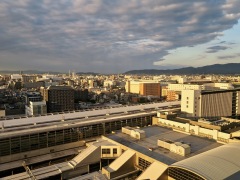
[124,63,240,75]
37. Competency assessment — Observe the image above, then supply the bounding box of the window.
[186,105,188,108]
[113,148,117,154]
[102,148,110,154]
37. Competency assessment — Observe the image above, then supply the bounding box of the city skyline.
[0,0,240,73]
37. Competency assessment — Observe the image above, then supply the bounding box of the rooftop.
[106,125,222,165]
[0,101,180,129]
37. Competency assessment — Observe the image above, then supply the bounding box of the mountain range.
[124,63,240,75]
[1,63,240,75]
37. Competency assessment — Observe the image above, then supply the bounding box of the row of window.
[102,148,117,154]
[0,115,153,156]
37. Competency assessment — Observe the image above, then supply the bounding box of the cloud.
[206,45,229,53]
[0,0,240,73]
[218,53,240,60]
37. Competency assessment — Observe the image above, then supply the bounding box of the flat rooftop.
[106,125,222,165]
[0,101,180,128]
[0,111,158,139]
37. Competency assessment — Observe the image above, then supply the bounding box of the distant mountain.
[0,70,62,74]
[76,72,100,75]
[124,63,240,75]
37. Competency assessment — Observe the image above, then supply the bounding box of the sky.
[0,0,240,73]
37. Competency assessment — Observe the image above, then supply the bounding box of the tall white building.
[181,90,201,117]
[181,89,240,118]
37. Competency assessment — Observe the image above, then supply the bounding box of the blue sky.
[0,0,240,73]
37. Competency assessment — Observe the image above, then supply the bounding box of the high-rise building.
[139,83,161,97]
[181,89,240,118]
[41,86,74,113]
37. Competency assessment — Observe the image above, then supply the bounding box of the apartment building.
[181,89,240,118]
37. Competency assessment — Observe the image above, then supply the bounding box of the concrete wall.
[155,117,231,143]
[181,90,201,117]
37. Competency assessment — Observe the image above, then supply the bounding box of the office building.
[40,86,74,113]
[125,80,160,94]
[139,83,161,97]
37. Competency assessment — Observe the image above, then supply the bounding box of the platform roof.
[0,101,180,128]
[171,143,240,180]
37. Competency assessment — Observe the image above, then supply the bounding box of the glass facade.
[0,114,153,156]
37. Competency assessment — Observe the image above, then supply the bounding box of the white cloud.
[0,0,239,73]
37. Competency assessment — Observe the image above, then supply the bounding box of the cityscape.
[1,1,240,180]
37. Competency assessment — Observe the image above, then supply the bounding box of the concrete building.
[139,83,161,97]
[40,86,75,113]
[0,102,180,179]
[2,104,240,180]
[167,90,180,101]
[25,101,47,116]
[181,89,240,118]
[125,80,159,94]
[24,92,47,116]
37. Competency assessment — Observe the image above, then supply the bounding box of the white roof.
[171,143,240,180]
[0,101,180,128]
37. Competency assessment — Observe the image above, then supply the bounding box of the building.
[74,89,88,102]
[181,89,240,118]
[40,85,75,113]
[24,92,47,116]
[22,75,37,83]
[23,81,45,89]
[25,101,47,116]
[10,74,22,81]
[24,92,43,105]
[0,102,180,178]
[2,103,240,180]
[167,90,179,101]
[125,80,159,94]
[139,83,161,97]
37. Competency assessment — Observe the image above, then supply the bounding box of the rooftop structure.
[104,126,222,165]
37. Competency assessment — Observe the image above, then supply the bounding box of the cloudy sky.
[0,0,240,73]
